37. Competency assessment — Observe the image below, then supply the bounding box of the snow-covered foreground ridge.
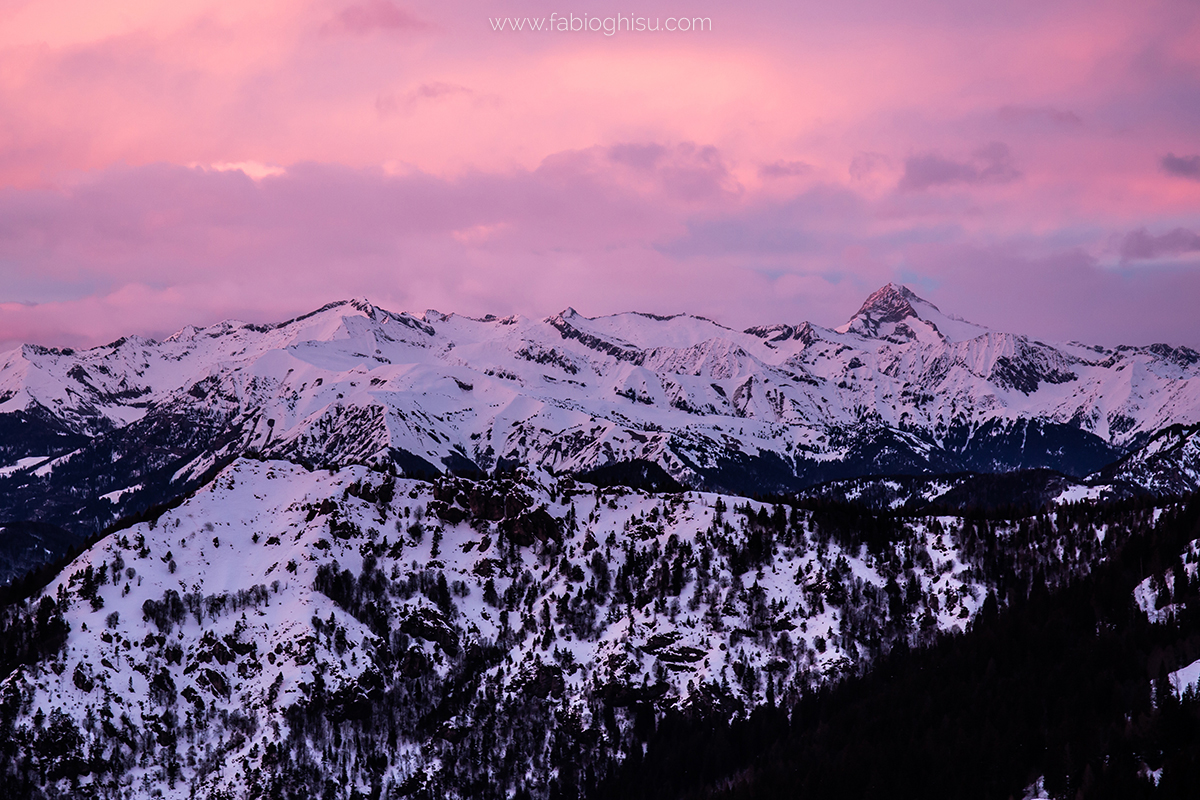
[1,284,1199,521]
[0,457,1138,799]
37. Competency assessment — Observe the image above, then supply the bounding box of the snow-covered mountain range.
[1,283,1197,563]
[2,284,1198,799]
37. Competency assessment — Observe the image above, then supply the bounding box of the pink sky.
[1,0,1198,350]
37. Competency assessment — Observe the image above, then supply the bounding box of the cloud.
[196,162,286,180]
[759,160,812,179]
[376,83,474,116]
[898,142,1021,192]
[1120,227,1200,262]
[1161,153,1200,180]
[997,105,1083,127]
[849,152,889,181]
[323,0,428,35]
[411,82,471,100]
[0,129,1198,352]
[659,185,868,259]
[0,146,743,347]
[607,144,669,172]
[603,143,740,203]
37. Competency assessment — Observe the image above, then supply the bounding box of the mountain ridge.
[1,285,1199,799]
[0,284,1197,574]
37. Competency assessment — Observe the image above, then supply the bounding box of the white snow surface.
[1171,658,1200,696]
[0,287,1196,495]
[0,455,49,476]
[6,457,999,799]
[1134,538,1200,624]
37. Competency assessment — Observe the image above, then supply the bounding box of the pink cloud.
[997,105,1083,127]
[1119,227,1200,262]
[898,143,1021,192]
[0,149,1198,354]
[322,0,428,35]
[0,0,1197,352]
[1162,153,1200,180]
[759,160,813,179]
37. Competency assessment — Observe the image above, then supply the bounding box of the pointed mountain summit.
[837,283,990,343]
[743,320,820,346]
[854,283,922,325]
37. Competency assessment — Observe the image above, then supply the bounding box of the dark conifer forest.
[2,462,1200,800]
[595,496,1200,800]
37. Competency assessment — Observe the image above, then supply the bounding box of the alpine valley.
[2,285,1200,799]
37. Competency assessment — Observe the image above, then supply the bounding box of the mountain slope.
[0,287,1197,582]
[0,457,1004,798]
[1,455,1163,799]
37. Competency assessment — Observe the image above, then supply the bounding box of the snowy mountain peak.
[743,321,821,347]
[349,297,399,324]
[854,283,921,325]
[836,283,929,340]
[836,283,991,344]
[795,320,820,346]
